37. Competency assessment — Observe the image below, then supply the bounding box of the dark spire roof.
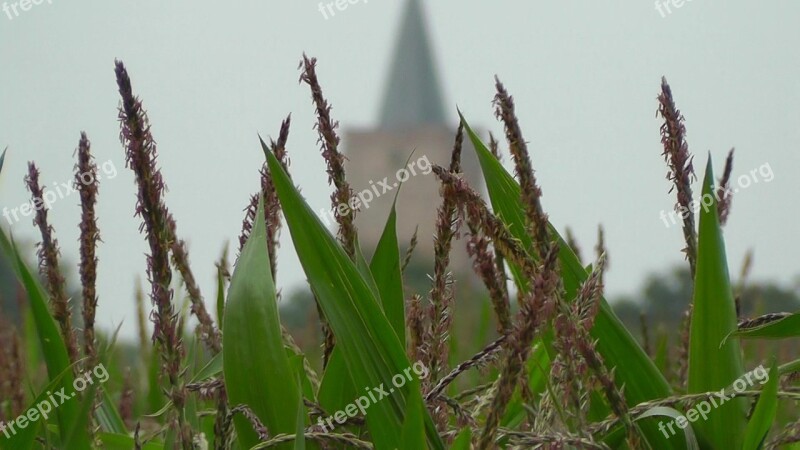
[379,0,447,129]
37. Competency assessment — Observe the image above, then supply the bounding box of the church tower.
[344,0,484,283]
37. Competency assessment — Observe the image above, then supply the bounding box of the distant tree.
[0,239,82,326]
[0,244,23,322]
[611,266,800,339]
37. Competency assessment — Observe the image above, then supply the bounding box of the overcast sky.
[1,1,798,340]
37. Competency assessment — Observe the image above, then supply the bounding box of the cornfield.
[0,57,798,450]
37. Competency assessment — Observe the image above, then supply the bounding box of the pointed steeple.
[379,0,447,129]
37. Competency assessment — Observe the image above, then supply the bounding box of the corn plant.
[0,58,797,450]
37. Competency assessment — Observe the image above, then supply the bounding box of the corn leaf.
[450,428,472,450]
[265,141,444,450]
[742,360,778,450]
[317,347,359,433]
[146,347,165,418]
[0,358,76,450]
[688,156,747,448]
[97,433,163,450]
[63,382,98,449]
[288,352,316,401]
[400,381,427,450]
[369,193,406,343]
[461,112,678,448]
[94,329,128,435]
[96,390,127,434]
[501,343,550,428]
[223,195,301,449]
[355,238,381,301]
[216,262,226,331]
[635,407,700,450]
[0,231,89,450]
[293,371,307,450]
[192,351,223,383]
[144,351,225,421]
[730,313,800,340]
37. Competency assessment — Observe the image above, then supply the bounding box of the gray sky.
[1,1,798,340]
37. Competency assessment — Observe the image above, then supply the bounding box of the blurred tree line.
[2,252,798,356]
[0,249,22,321]
[612,266,800,340]
[278,265,800,360]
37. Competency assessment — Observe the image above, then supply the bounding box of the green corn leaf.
[450,428,472,450]
[146,345,165,419]
[97,433,164,450]
[96,390,127,434]
[63,382,98,449]
[779,359,800,377]
[287,352,316,408]
[144,352,223,420]
[654,332,670,376]
[264,139,444,450]
[742,360,778,450]
[0,230,89,450]
[184,342,201,432]
[93,331,127,435]
[501,342,550,428]
[293,371,307,450]
[635,407,700,450]
[192,351,223,383]
[216,261,226,331]
[223,195,302,449]
[369,192,406,343]
[460,112,678,448]
[355,238,381,300]
[22,301,41,384]
[317,347,357,429]
[688,156,747,448]
[0,358,78,450]
[729,312,800,340]
[144,352,224,421]
[400,381,427,450]
[163,428,176,450]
